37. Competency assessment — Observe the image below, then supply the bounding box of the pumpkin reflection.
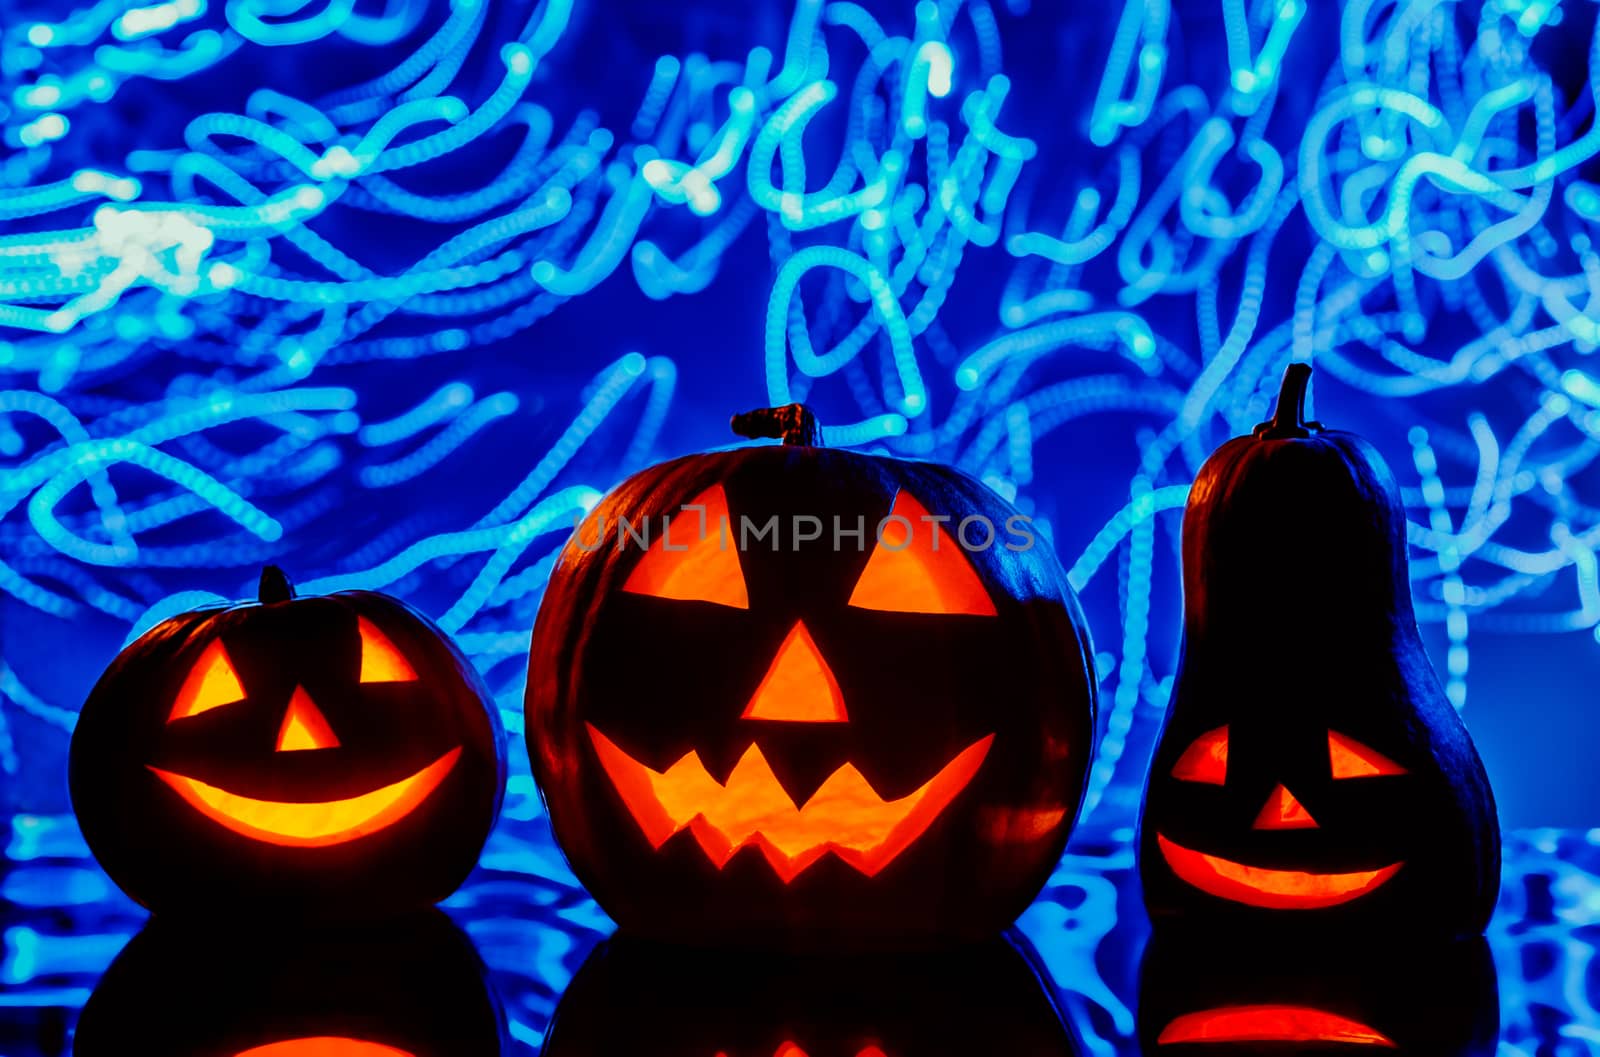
[1137,933,1498,1055]
[73,910,503,1057]
[541,932,1080,1057]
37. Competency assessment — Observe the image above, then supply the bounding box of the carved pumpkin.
[527,404,1096,949]
[1138,933,1497,1055]
[74,910,504,1057]
[70,567,504,918]
[543,931,1080,1057]
[1138,364,1500,936]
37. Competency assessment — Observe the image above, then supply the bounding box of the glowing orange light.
[233,1038,416,1057]
[358,618,417,683]
[275,687,340,752]
[1252,783,1317,830]
[1329,731,1407,778]
[1157,1004,1396,1047]
[588,724,993,881]
[149,747,460,847]
[741,621,847,723]
[1156,833,1402,909]
[847,491,996,617]
[168,641,247,721]
[761,1044,889,1057]
[1171,726,1228,785]
[623,485,748,608]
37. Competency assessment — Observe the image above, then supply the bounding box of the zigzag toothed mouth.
[588,723,993,882]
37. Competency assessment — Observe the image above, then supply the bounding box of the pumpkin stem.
[1254,362,1321,439]
[730,404,823,447]
[258,565,296,604]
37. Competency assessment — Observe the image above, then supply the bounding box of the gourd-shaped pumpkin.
[75,910,504,1057]
[543,932,1080,1057]
[71,567,504,919]
[527,404,1096,949]
[1138,365,1499,937]
[1138,933,1498,1055]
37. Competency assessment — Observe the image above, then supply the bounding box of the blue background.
[2,0,1599,836]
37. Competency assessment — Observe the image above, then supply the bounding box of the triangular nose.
[276,686,341,751]
[741,621,848,723]
[1253,783,1318,830]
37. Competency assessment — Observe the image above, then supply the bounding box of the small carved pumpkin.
[70,567,504,918]
[74,910,504,1057]
[1138,933,1497,1055]
[527,405,1096,949]
[1139,365,1500,936]
[543,932,1080,1057]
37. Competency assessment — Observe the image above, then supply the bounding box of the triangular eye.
[359,618,417,682]
[169,640,247,722]
[1329,731,1407,778]
[1171,725,1228,785]
[623,485,748,609]
[847,491,996,616]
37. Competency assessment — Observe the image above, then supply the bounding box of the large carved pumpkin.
[71,567,504,918]
[74,910,504,1057]
[542,932,1080,1057]
[1139,365,1499,936]
[527,405,1096,949]
[1138,933,1498,1055]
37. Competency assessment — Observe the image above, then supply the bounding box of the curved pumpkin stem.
[259,565,296,604]
[730,404,823,447]
[1254,363,1321,439]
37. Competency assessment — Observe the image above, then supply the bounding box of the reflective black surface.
[0,809,1593,1055]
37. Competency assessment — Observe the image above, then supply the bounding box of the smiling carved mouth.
[1158,1004,1397,1047]
[149,747,461,848]
[588,724,993,882]
[1157,833,1403,909]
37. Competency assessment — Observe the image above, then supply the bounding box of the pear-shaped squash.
[1138,364,1499,937]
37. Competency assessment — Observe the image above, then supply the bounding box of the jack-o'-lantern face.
[1138,934,1498,1056]
[1139,365,1500,936]
[75,911,503,1057]
[1152,725,1409,909]
[149,618,459,849]
[587,485,998,883]
[528,418,1097,949]
[71,570,504,919]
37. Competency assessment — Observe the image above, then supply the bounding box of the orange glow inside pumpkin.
[588,724,993,882]
[357,618,418,683]
[847,492,996,617]
[1157,1004,1396,1047]
[1170,726,1228,785]
[275,687,341,752]
[1156,833,1402,909]
[741,621,848,723]
[1329,731,1407,778]
[1252,784,1317,830]
[233,1039,415,1057]
[149,747,461,847]
[623,485,748,609]
[169,641,247,721]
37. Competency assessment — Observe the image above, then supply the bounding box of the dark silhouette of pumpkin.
[74,910,504,1057]
[1138,932,1498,1055]
[541,931,1080,1057]
[527,404,1096,950]
[1139,364,1500,937]
[71,566,504,919]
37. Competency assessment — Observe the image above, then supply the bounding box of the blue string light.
[2,0,1599,848]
